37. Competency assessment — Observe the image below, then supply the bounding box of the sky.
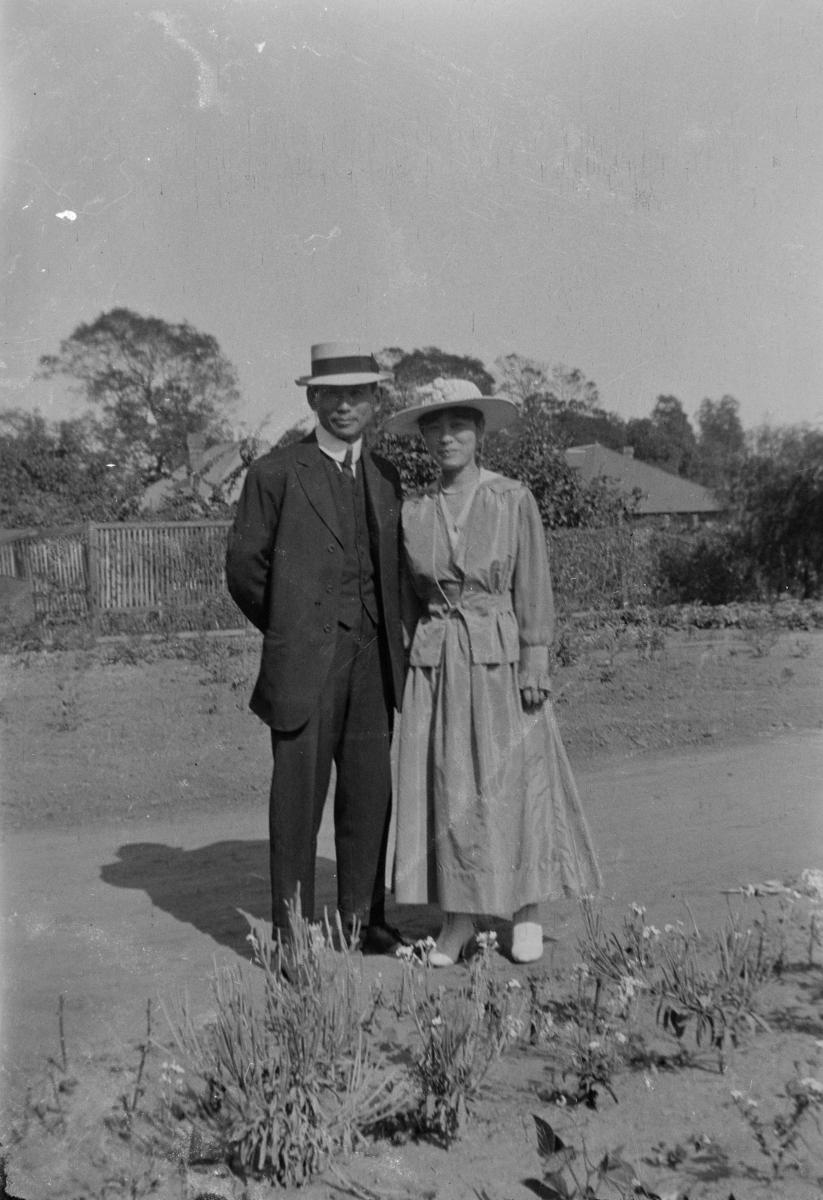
[2,0,822,444]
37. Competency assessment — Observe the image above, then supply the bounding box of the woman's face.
[419,409,481,472]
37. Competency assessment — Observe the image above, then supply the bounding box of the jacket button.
[323,623,332,633]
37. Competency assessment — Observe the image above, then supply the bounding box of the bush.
[653,526,757,605]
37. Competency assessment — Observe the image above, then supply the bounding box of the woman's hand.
[520,685,549,712]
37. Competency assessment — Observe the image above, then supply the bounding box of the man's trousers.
[268,612,393,934]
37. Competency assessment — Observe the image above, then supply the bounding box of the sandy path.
[3,728,821,1128]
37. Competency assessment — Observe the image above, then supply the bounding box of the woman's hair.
[418,405,485,433]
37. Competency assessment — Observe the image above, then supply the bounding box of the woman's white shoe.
[428,912,475,967]
[511,920,543,963]
[512,903,544,963]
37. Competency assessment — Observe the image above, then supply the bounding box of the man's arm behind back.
[225,452,284,632]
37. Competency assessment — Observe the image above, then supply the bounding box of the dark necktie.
[342,446,355,482]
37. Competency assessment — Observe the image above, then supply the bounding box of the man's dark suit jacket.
[226,433,405,731]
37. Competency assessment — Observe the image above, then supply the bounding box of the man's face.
[309,384,377,443]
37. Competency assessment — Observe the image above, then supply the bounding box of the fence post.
[86,522,99,639]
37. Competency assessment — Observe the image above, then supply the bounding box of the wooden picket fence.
[0,518,672,633]
[0,521,235,627]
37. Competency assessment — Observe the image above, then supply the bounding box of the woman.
[384,378,601,965]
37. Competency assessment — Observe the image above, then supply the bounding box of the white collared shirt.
[315,423,362,476]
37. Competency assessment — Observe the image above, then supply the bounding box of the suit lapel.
[294,439,343,545]
[361,450,385,539]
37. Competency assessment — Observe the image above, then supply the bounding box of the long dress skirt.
[393,615,602,917]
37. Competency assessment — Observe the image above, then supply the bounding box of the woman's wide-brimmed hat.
[295,341,393,387]
[381,377,520,436]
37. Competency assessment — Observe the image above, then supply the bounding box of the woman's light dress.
[394,470,601,917]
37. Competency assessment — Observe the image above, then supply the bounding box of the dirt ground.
[1,624,822,1199]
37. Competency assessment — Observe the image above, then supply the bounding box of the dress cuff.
[518,644,551,692]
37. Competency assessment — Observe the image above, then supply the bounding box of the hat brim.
[295,371,393,387]
[381,396,520,437]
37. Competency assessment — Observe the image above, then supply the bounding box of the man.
[226,342,406,953]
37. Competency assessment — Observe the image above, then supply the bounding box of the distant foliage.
[654,527,756,606]
[695,395,745,495]
[484,410,637,528]
[383,347,496,395]
[38,308,239,485]
[735,424,823,598]
[0,409,142,526]
[626,394,697,479]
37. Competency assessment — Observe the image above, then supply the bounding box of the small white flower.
[395,944,415,962]
[587,1039,601,1051]
[506,978,523,991]
[730,1089,743,1101]
[430,1015,443,1028]
[614,1031,627,1045]
[630,902,646,918]
[642,924,660,940]
[504,1015,524,1039]
[800,1077,823,1097]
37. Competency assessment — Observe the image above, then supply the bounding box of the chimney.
[622,445,635,458]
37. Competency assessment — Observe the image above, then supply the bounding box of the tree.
[387,347,495,395]
[649,395,697,477]
[626,396,697,477]
[551,405,627,451]
[0,409,141,526]
[38,308,240,484]
[485,407,635,528]
[494,354,599,416]
[695,394,745,494]
[735,424,823,597]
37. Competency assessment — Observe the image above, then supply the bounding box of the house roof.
[564,443,723,515]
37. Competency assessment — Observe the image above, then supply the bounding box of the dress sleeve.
[512,487,555,691]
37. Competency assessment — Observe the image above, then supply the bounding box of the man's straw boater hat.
[295,342,393,387]
[381,377,520,437]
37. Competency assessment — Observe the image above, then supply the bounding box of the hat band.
[311,355,379,378]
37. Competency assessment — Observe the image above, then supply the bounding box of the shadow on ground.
[100,840,338,956]
[100,841,442,956]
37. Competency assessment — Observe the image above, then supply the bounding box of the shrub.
[654,526,757,605]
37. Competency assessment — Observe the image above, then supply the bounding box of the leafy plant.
[161,904,412,1185]
[525,1113,668,1199]
[578,898,777,1074]
[731,1073,823,1179]
[402,932,524,1145]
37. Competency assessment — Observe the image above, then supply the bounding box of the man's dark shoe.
[359,922,409,955]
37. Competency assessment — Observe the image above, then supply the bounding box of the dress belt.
[425,587,513,616]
